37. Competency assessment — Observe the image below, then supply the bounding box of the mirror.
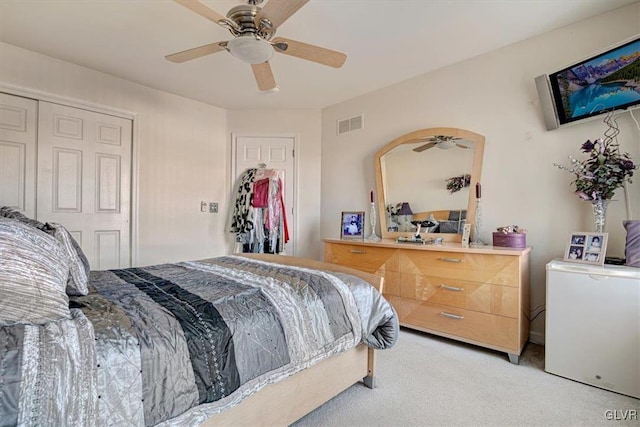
[374,127,485,242]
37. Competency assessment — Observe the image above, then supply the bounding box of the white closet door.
[37,101,132,270]
[0,93,37,217]
[234,135,295,255]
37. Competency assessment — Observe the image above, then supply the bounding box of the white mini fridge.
[545,260,640,398]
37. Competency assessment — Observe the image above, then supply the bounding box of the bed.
[0,211,398,426]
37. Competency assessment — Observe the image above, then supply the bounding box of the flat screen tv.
[537,35,640,130]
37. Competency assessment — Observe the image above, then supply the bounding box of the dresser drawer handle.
[440,284,464,292]
[350,249,366,254]
[439,257,463,263]
[440,311,464,320]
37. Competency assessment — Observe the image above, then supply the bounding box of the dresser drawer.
[398,274,519,318]
[400,250,520,287]
[324,243,396,274]
[387,295,519,351]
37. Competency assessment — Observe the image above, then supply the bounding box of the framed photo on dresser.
[563,232,608,265]
[341,211,365,240]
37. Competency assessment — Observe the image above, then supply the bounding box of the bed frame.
[201,253,383,426]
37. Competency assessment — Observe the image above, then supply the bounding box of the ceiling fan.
[166,0,347,91]
[411,135,469,152]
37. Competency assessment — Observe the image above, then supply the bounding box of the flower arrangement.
[445,174,471,194]
[386,203,402,216]
[554,137,636,201]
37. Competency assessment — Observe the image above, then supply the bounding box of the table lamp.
[398,202,413,232]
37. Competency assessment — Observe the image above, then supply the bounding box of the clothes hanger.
[255,163,279,180]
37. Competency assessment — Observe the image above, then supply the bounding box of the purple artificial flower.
[582,172,594,180]
[580,140,594,152]
[575,191,591,200]
[622,159,635,170]
[556,133,636,201]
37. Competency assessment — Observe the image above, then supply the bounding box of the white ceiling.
[1,0,637,110]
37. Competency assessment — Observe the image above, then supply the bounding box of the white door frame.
[0,82,140,266]
[231,132,298,256]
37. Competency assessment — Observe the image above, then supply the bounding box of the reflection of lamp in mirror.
[398,202,414,232]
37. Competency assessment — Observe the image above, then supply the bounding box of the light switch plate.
[200,201,207,212]
[209,202,218,213]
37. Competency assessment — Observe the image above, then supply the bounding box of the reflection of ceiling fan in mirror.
[166,0,347,91]
[412,135,470,152]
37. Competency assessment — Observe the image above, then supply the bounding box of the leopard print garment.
[230,168,257,235]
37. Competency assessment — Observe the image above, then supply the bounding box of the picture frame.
[341,211,365,240]
[461,223,471,247]
[563,232,608,265]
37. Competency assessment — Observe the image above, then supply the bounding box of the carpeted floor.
[293,329,639,427]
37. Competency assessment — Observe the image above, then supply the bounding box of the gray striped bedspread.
[1,255,398,426]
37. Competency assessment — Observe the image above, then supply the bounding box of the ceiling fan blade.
[413,142,436,152]
[256,0,309,29]
[165,42,227,63]
[455,143,471,149]
[173,0,227,27]
[433,135,461,142]
[272,37,346,68]
[251,62,277,91]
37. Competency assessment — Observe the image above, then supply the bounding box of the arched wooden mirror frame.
[374,127,485,242]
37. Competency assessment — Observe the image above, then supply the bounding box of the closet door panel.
[52,148,82,212]
[0,93,37,216]
[37,101,132,270]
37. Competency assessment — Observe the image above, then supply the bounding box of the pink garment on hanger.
[251,170,289,245]
[280,183,289,243]
[252,178,270,208]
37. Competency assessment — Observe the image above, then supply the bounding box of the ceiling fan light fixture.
[437,140,455,149]
[260,85,280,94]
[227,36,274,64]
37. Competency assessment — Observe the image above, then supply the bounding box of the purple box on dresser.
[493,232,527,248]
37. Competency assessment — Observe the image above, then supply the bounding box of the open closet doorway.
[232,135,296,256]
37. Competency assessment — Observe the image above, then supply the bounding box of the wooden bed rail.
[236,253,384,293]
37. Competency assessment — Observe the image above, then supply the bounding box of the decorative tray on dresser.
[324,238,531,364]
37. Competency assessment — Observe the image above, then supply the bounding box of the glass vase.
[590,199,610,233]
[470,198,484,247]
[366,202,381,241]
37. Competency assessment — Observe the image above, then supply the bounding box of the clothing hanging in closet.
[230,167,289,254]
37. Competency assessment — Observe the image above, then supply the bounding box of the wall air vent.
[337,114,364,135]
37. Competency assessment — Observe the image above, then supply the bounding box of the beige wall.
[227,109,322,260]
[0,42,230,266]
[321,4,640,342]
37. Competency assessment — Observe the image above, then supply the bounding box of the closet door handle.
[440,311,464,320]
[439,257,463,263]
[350,249,366,254]
[440,284,464,292]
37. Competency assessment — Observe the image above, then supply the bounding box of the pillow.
[0,206,45,229]
[0,217,71,325]
[0,206,91,295]
[623,220,640,268]
[42,222,90,296]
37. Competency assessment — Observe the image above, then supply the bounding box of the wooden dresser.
[324,238,531,363]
